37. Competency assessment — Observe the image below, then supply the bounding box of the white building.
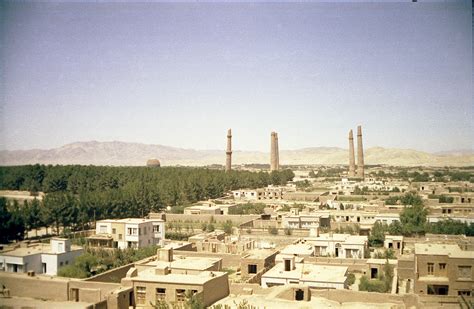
[0,238,83,275]
[90,218,165,249]
[261,256,348,289]
[304,233,368,259]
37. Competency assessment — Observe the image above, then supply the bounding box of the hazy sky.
[1,0,472,153]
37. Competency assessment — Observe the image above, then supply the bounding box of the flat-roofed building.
[261,256,348,289]
[384,235,404,254]
[88,218,165,249]
[414,243,474,297]
[241,249,278,280]
[304,233,368,259]
[0,238,83,276]
[122,247,229,307]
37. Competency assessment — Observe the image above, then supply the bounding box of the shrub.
[347,273,356,285]
[268,227,278,235]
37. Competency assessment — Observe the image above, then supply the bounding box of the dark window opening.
[427,285,449,295]
[371,268,378,279]
[295,289,304,301]
[248,264,257,274]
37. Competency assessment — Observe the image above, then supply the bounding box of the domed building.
[146,158,161,167]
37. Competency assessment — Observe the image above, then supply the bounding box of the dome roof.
[146,159,161,167]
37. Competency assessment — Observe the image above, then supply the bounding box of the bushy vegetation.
[228,203,266,215]
[268,227,278,235]
[0,165,294,242]
[58,245,159,279]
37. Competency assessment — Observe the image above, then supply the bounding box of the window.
[99,225,107,233]
[427,285,448,295]
[439,263,446,271]
[136,286,146,305]
[458,290,471,296]
[65,261,69,265]
[458,266,472,279]
[127,228,138,235]
[118,234,122,240]
[60,262,63,267]
[153,225,160,233]
[156,288,166,301]
[248,264,257,274]
[427,263,434,275]
[176,289,186,302]
[112,228,116,234]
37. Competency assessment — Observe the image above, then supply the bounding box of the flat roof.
[243,249,278,259]
[305,234,367,245]
[280,244,313,256]
[263,263,347,284]
[0,244,83,257]
[143,255,221,271]
[415,243,474,258]
[97,218,164,224]
[133,269,226,285]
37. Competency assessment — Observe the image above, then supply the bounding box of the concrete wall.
[86,263,135,283]
[0,273,69,301]
[174,250,241,269]
[304,257,368,273]
[166,214,259,225]
[202,273,230,305]
[311,289,421,308]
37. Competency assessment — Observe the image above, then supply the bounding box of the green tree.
[24,198,44,237]
[222,220,233,235]
[388,221,403,235]
[369,221,386,247]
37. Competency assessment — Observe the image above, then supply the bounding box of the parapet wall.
[0,273,69,301]
[311,289,421,308]
[85,263,135,283]
[173,250,242,269]
[165,214,260,224]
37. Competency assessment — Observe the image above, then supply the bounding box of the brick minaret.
[356,125,364,179]
[348,129,356,177]
[225,129,232,172]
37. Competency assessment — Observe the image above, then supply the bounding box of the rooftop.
[132,268,226,285]
[263,263,347,283]
[415,243,474,258]
[280,244,314,256]
[97,218,164,224]
[305,233,367,245]
[143,255,221,271]
[0,244,82,257]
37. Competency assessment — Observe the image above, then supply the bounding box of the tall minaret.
[225,129,232,172]
[348,129,356,177]
[275,132,280,171]
[270,132,278,171]
[356,125,364,179]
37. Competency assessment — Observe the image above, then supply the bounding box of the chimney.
[225,129,232,172]
[158,247,173,262]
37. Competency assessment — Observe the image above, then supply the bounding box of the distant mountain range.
[0,141,473,167]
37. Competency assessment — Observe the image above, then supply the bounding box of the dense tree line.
[0,165,294,242]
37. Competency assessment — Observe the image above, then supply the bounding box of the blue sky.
[1,0,472,152]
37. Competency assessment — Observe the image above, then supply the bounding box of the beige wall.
[111,222,125,243]
[0,273,69,301]
[415,254,474,296]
